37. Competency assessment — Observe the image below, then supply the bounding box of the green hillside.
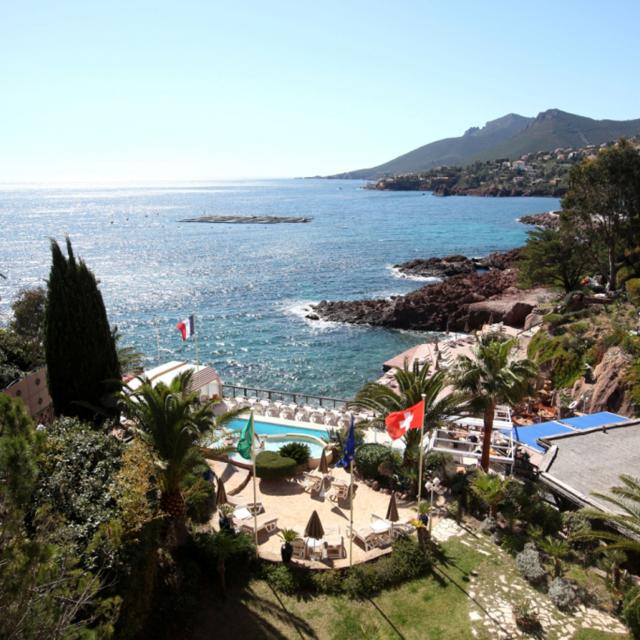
[331,109,640,180]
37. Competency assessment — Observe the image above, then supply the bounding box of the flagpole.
[349,456,354,567]
[417,393,426,512]
[251,412,259,554]
[194,314,200,367]
[155,317,161,364]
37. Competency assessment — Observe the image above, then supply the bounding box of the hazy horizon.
[2,1,639,182]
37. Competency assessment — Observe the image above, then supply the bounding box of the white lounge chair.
[327,480,350,502]
[326,534,345,559]
[300,472,323,495]
[238,513,278,538]
[346,525,381,552]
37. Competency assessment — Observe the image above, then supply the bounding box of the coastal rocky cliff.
[310,249,552,332]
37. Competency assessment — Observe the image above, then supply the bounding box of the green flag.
[237,412,255,460]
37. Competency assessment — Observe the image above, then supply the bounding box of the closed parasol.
[304,510,325,540]
[386,491,399,522]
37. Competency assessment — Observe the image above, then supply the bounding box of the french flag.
[176,315,195,341]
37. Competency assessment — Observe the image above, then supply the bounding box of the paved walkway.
[432,520,628,639]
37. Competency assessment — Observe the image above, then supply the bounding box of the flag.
[385,399,425,440]
[176,315,195,341]
[237,412,255,460]
[336,415,356,468]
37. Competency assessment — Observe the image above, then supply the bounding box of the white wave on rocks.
[386,265,443,283]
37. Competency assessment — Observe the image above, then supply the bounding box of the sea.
[0,179,559,398]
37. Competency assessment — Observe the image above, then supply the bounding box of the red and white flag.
[385,399,425,440]
[176,315,195,341]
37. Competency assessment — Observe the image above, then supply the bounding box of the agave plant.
[349,361,463,467]
[451,334,537,471]
[119,370,222,540]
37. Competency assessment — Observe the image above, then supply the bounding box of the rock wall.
[570,346,636,417]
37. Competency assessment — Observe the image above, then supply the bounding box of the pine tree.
[44,238,121,424]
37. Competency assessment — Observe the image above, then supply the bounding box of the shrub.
[32,417,123,567]
[516,542,547,585]
[424,451,453,478]
[548,577,580,611]
[525,502,563,537]
[311,569,344,595]
[354,443,396,481]
[262,564,299,595]
[278,441,311,465]
[255,451,298,480]
[513,601,541,634]
[623,586,640,639]
[626,278,640,306]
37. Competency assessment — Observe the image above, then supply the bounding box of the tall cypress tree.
[45,238,121,424]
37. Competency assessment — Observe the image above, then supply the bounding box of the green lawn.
[192,538,631,640]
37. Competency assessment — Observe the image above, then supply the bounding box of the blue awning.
[500,421,573,453]
[502,411,630,453]
[559,411,628,430]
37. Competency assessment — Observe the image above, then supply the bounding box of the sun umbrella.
[304,510,325,540]
[317,448,329,474]
[216,478,228,507]
[386,492,399,522]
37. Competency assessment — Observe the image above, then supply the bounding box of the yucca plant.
[537,535,570,577]
[451,334,537,471]
[471,471,510,518]
[349,361,463,467]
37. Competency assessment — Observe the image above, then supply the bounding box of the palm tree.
[576,474,640,556]
[471,471,510,518]
[119,370,218,540]
[451,334,537,471]
[350,361,463,467]
[537,535,570,577]
[208,530,254,597]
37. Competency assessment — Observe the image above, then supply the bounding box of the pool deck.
[207,461,423,567]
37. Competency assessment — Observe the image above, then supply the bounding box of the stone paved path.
[431,519,629,639]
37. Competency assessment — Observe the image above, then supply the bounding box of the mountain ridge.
[330,109,640,180]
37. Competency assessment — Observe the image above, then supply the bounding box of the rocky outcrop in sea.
[393,248,521,279]
[309,249,553,332]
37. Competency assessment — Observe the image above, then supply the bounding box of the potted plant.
[513,601,541,634]
[278,528,299,563]
[218,503,235,532]
[417,501,430,526]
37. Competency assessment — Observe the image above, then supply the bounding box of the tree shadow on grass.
[191,583,318,640]
[432,562,513,637]
[365,597,407,640]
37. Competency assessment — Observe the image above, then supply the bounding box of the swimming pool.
[208,417,331,463]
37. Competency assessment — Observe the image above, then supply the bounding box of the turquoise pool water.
[227,417,330,439]
[224,417,329,462]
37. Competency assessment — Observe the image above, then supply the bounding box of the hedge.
[255,451,297,480]
[261,536,431,597]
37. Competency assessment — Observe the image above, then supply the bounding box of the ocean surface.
[0,179,559,398]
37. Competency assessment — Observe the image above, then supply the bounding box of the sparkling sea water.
[0,179,559,398]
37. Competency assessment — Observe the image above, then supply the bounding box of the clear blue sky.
[1,1,638,182]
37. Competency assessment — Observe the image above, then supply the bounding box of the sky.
[1,0,639,182]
